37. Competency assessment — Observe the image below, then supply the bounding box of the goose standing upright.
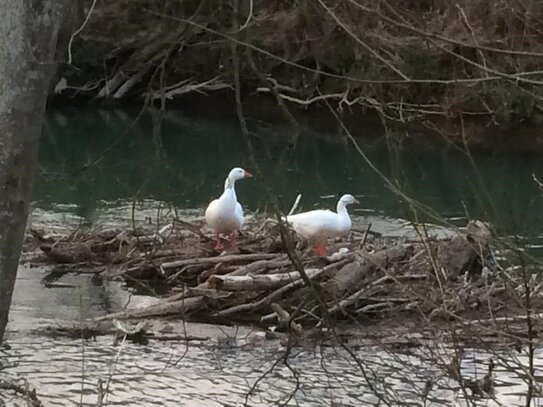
[285,194,359,256]
[205,167,253,251]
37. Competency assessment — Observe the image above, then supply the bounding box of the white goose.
[285,194,359,256]
[205,167,253,251]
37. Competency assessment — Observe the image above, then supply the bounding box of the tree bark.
[0,1,73,343]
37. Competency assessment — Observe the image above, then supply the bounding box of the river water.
[36,107,543,249]
[2,106,543,406]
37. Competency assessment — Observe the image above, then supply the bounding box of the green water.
[37,107,543,250]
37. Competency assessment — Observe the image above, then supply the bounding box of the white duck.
[285,194,359,256]
[205,167,253,251]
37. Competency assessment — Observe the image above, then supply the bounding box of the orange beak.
[244,170,253,178]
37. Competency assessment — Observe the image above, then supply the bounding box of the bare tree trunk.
[0,1,73,343]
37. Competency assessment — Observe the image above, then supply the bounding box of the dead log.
[437,236,483,280]
[322,260,367,300]
[160,253,279,273]
[323,244,413,300]
[94,296,204,321]
[208,268,321,291]
[165,255,289,302]
[40,244,95,263]
[227,256,290,276]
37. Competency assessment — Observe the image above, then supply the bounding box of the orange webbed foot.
[214,232,224,251]
[314,241,327,256]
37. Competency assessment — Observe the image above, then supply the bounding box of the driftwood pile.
[28,218,540,331]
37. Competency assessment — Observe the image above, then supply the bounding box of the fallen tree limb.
[208,268,321,291]
[160,253,279,272]
[165,255,290,302]
[94,296,204,321]
[323,244,413,300]
[216,259,351,316]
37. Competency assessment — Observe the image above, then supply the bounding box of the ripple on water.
[4,333,543,406]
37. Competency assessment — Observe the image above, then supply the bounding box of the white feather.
[285,194,357,242]
[205,167,250,235]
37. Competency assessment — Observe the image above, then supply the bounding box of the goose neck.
[224,176,237,190]
[336,200,348,216]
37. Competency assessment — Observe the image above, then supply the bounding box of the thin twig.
[67,0,98,64]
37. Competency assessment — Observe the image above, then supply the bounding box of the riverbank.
[55,0,543,135]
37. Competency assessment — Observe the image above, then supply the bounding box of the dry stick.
[317,0,410,80]
[411,222,448,314]
[198,257,291,281]
[358,222,372,250]
[356,302,394,313]
[225,256,290,276]
[257,87,495,117]
[271,303,303,335]
[515,239,536,407]
[128,199,161,283]
[228,5,300,402]
[532,173,543,190]
[101,333,127,405]
[456,4,489,78]
[67,0,98,65]
[328,274,427,314]
[237,0,254,31]
[243,353,284,407]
